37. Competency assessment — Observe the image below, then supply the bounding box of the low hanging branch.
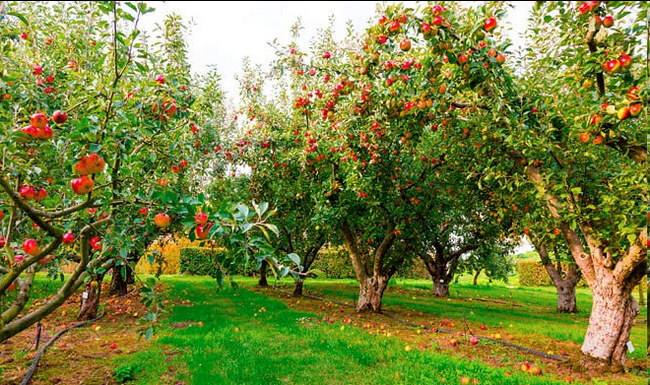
[20,312,105,385]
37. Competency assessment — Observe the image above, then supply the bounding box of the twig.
[20,312,105,385]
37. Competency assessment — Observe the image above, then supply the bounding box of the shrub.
[518,259,588,287]
[179,247,258,278]
[136,235,201,275]
[311,245,355,279]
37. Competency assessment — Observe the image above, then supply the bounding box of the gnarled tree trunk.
[536,243,581,313]
[356,274,390,312]
[109,264,133,296]
[78,274,104,321]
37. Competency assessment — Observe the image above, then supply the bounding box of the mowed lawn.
[111,275,647,385]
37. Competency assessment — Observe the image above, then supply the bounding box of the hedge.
[179,247,258,277]
[135,235,201,275]
[517,259,588,287]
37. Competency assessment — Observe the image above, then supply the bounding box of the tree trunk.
[292,280,304,296]
[258,259,268,287]
[581,274,639,368]
[356,275,390,312]
[78,275,104,321]
[556,279,578,313]
[109,265,129,296]
[433,280,450,297]
[472,269,481,286]
[638,284,646,306]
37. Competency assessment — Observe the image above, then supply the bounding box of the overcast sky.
[139,1,534,102]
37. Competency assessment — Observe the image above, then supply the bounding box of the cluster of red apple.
[458,376,479,384]
[19,184,47,202]
[194,212,212,240]
[71,154,105,195]
[577,1,599,15]
[19,111,65,141]
[520,361,542,376]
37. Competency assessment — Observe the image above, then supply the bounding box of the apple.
[520,362,531,372]
[488,48,497,58]
[460,376,470,385]
[629,103,642,116]
[34,187,47,202]
[582,79,593,89]
[155,75,165,84]
[30,112,48,129]
[604,59,620,73]
[602,15,614,28]
[154,213,171,228]
[0,237,5,247]
[20,32,28,39]
[399,39,411,52]
[195,223,212,240]
[74,154,106,175]
[617,106,630,120]
[449,339,458,346]
[495,54,506,64]
[484,17,497,32]
[71,176,94,195]
[36,126,53,140]
[23,238,40,256]
[52,110,67,124]
[389,21,400,32]
[592,135,604,145]
[404,345,412,352]
[619,55,632,69]
[21,125,39,140]
[87,207,97,215]
[14,254,25,264]
[162,99,177,118]
[139,208,148,215]
[19,185,36,200]
[470,336,479,345]
[480,324,487,330]
[323,51,331,59]
[528,366,542,375]
[421,23,431,35]
[627,86,640,101]
[195,212,208,225]
[591,114,602,125]
[432,16,443,26]
[579,132,590,143]
[62,233,75,245]
[458,54,468,65]
[471,379,479,385]
[32,65,43,76]
[90,236,101,251]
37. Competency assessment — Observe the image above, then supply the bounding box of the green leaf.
[287,253,301,266]
[145,328,153,340]
[89,143,103,153]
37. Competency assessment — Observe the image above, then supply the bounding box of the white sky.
[140,1,534,102]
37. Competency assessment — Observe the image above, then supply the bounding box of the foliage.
[179,247,223,278]
[135,234,200,275]
[113,363,139,383]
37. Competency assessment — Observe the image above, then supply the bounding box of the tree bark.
[556,279,578,314]
[292,280,304,297]
[433,280,450,297]
[78,274,104,321]
[638,283,646,306]
[472,269,481,286]
[581,270,640,368]
[356,274,390,312]
[109,264,132,296]
[258,259,269,287]
[535,242,580,313]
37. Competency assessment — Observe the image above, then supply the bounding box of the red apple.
[604,59,620,73]
[432,16,443,26]
[470,336,479,345]
[480,324,487,330]
[19,185,36,200]
[579,132,590,143]
[323,51,331,59]
[62,233,75,245]
[619,55,632,69]
[71,176,94,195]
[602,15,614,28]
[0,237,5,247]
[52,110,67,124]
[449,339,458,346]
[460,376,470,385]
[32,65,43,76]
[593,135,604,145]
[591,114,602,125]
[458,54,468,65]
[74,154,106,175]
[34,187,47,202]
[139,208,148,216]
[90,236,101,251]
[520,362,531,372]
[20,125,39,140]
[36,126,53,140]
[23,238,40,256]
[162,99,177,119]
[195,212,208,225]
[389,21,400,32]
[195,223,212,240]
[627,86,640,101]
[495,54,506,64]
[14,254,25,264]
[154,213,171,228]
[488,48,497,58]
[399,39,411,52]
[30,112,48,129]
[531,107,538,113]
[155,75,165,84]
[484,17,497,32]
[629,103,642,116]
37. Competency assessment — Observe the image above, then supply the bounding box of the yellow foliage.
[135,235,201,275]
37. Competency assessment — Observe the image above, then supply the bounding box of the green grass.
[113,276,584,385]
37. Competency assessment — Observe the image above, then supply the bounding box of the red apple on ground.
[71,176,94,195]
[459,376,470,385]
[520,362,531,372]
[528,366,542,375]
[62,233,75,245]
[23,239,40,256]
[470,336,479,345]
[449,339,458,346]
[480,324,487,330]
[52,110,67,124]
[154,213,171,228]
